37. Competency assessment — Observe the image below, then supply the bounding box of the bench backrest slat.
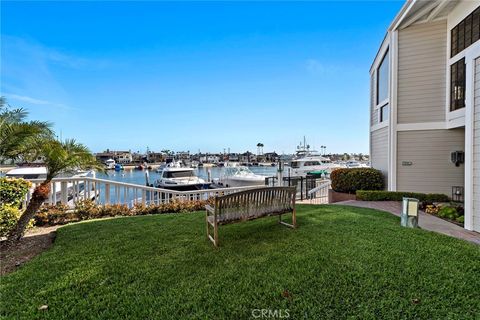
[214,187,295,223]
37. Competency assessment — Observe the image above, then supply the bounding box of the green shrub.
[330,168,384,194]
[0,204,22,237]
[356,190,449,202]
[0,204,34,237]
[0,177,31,207]
[437,206,459,220]
[456,216,465,224]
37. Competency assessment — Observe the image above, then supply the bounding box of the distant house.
[240,152,256,163]
[176,151,191,161]
[264,152,279,162]
[95,150,116,163]
[370,1,479,232]
[96,150,133,164]
[131,152,146,163]
[146,152,165,163]
[199,154,220,163]
[227,153,240,161]
[116,152,133,164]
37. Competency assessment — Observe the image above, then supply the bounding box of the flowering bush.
[0,178,33,236]
[34,204,71,226]
[99,204,131,217]
[420,202,465,225]
[31,199,214,227]
[1,204,22,237]
[0,177,31,207]
[75,199,101,220]
[425,205,439,215]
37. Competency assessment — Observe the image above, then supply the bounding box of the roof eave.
[369,0,417,72]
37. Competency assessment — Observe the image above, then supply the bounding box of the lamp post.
[320,146,326,156]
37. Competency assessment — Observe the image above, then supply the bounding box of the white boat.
[345,160,370,168]
[190,161,199,168]
[105,159,116,170]
[154,162,210,191]
[5,166,90,180]
[215,166,267,188]
[287,136,339,177]
[288,156,339,177]
[345,160,361,168]
[5,166,94,204]
[155,162,167,173]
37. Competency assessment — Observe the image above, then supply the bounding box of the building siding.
[397,20,447,124]
[370,127,389,186]
[473,57,480,232]
[397,129,464,196]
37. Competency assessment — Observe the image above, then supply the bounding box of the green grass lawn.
[1,205,479,319]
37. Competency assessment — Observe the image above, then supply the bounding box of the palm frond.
[0,97,53,160]
[42,139,104,180]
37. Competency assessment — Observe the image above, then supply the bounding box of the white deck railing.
[307,180,331,204]
[23,177,264,208]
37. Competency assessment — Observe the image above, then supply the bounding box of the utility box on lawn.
[401,197,419,228]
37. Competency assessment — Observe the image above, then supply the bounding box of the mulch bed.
[1,227,58,276]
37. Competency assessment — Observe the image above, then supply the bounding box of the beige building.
[370,0,479,232]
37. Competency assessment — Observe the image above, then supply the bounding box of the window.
[380,104,389,123]
[376,50,389,104]
[451,6,480,57]
[450,58,466,111]
[164,171,194,178]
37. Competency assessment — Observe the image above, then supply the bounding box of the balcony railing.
[21,176,331,208]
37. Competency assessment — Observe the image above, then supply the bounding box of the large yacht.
[288,156,338,177]
[154,162,210,191]
[287,137,338,177]
[214,165,266,188]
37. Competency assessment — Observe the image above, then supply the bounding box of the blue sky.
[1,1,403,154]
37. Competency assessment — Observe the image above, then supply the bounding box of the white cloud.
[1,35,108,112]
[5,93,75,110]
[6,94,51,105]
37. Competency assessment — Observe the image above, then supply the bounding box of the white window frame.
[446,2,480,128]
[370,41,390,130]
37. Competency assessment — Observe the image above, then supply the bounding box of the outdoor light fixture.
[452,186,464,202]
[451,151,464,167]
[401,197,419,228]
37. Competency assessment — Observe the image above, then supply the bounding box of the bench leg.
[206,210,219,247]
[279,211,296,229]
[213,221,219,247]
[206,210,210,240]
[292,208,297,228]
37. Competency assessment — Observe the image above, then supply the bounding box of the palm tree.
[0,97,52,162]
[6,138,104,244]
[256,143,264,156]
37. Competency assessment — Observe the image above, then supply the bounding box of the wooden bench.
[205,187,297,246]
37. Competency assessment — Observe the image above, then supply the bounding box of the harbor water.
[96,166,278,186]
[89,166,279,205]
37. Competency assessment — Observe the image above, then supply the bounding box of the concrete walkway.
[336,200,480,246]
